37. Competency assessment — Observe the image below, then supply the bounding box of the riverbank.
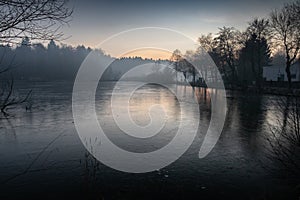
[261,87,300,96]
[190,82,300,97]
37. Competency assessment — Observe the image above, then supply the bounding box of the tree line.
[0,38,167,81]
[173,1,300,90]
[0,38,93,81]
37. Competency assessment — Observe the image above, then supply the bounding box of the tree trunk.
[257,67,263,90]
[193,68,196,86]
[175,62,178,84]
[286,61,292,89]
[231,67,236,88]
[256,44,262,90]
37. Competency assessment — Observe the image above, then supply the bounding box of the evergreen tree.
[239,33,271,88]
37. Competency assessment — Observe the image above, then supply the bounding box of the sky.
[62,0,294,59]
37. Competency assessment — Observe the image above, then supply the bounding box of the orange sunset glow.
[121,49,173,60]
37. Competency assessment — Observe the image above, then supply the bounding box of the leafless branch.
[0,77,32,116]
[0,0,73,45]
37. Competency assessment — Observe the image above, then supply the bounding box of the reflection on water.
[0,81,295,199]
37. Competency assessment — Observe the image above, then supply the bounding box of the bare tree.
[184,50,197,85]
[198,33,215,53]
[0,78,32,116]
[170,49,183,83]
[214,27,241,87]
[270,1,300,89]
[0,0,73,44]
[246,18,270,41]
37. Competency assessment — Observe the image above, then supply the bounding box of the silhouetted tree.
[270,1,300,89]
[198,33,228,81]
[198,33,222,83]
[198,33,215,53]
[0,0,72,44]
[170,49,183,83]
[214,27,241,87]
[246,18,270,41]
[239,33,271,88]
[0,78,32,116]
[184,50,197,85]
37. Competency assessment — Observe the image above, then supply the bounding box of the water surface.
[0,81,295,199]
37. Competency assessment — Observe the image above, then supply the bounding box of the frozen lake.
[0,81,295,199]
